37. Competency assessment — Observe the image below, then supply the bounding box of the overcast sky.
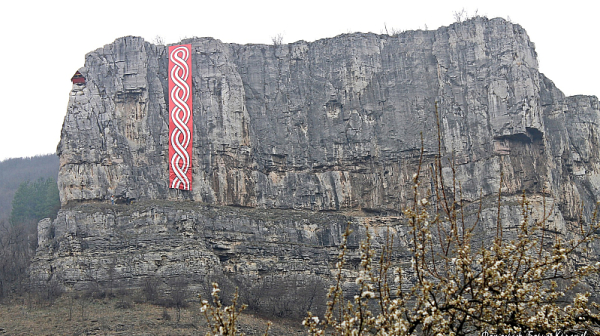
[0,0,598,161]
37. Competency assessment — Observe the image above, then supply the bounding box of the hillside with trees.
[0,154,60,298]
[0,154,59,223]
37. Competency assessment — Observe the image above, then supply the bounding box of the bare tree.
[0,218,37,299]
[383,23,403,36]
[168,276,189,322]
[142,275,161,303]
[271,33,284,46]
[153,35,165,45]
[453,8,467,22]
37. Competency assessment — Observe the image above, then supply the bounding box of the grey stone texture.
[33,17,600,290]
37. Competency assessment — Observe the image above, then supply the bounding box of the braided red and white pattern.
[168,45,192,190]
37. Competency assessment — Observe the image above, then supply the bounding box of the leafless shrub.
[153,35,165,45]
[75,291,91,321]
[383,23,403,36]
[0,218,37,299]
[203,273,237,305]
[114,287,133,309]
[200,283,271,336]
[271,33,284,46]
[114,298,133,309]
[105,258,117,298]
[142,275,161,303]
[453,8,485,23]
[80,258,104,299]
[453,8,468,22]
[67,292,76,321]
[39,276,64,305]
[239,274,327,320]
[162,307,172,321]
[167,276,189,322]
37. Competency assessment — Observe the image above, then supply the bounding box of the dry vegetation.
[0,295,299,336]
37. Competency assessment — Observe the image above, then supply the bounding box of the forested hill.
[0,154,59,222]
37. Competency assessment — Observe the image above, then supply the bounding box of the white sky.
[0,0,598,161]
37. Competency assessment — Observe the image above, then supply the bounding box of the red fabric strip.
[168,44,193,190]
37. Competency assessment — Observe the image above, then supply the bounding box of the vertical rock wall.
[36,17,600,290]
[59,17,594,212]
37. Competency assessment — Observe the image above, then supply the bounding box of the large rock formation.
[32,17,600,294]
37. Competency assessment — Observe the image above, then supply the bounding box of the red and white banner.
[168,44,193,190]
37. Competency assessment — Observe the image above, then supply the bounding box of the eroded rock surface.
[34,17,600,292]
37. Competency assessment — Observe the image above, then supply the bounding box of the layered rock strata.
[33,17,600,291]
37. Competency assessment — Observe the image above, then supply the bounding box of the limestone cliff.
[33,17,600,293]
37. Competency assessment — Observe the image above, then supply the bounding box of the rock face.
[33,17,600,292]
[34,201,367,289]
